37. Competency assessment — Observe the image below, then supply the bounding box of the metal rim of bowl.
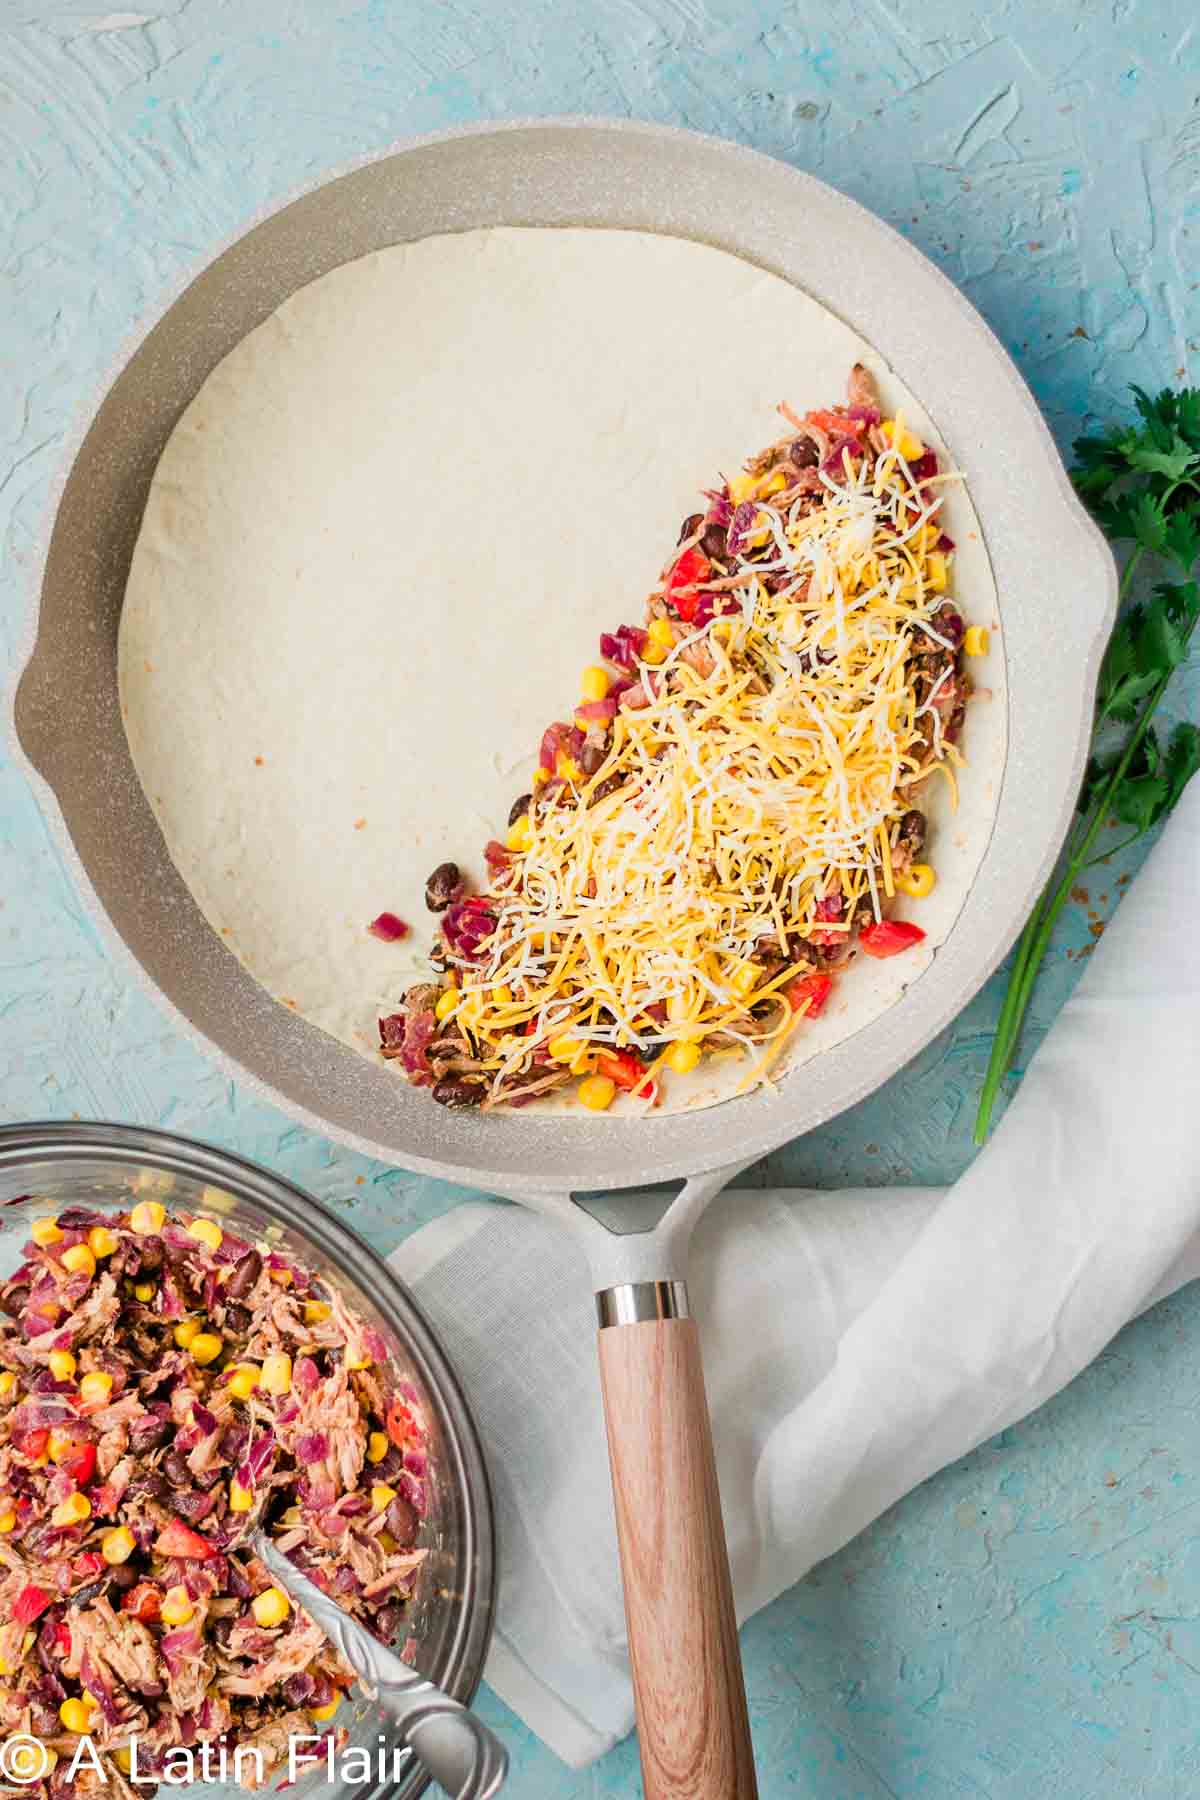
[0,1118,497,1800]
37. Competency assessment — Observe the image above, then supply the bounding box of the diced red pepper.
[665,547,711,623]
[122,1582,162,1623]
[55,1621,73,1655]
[62,1442,97,1487]
[13,1583,53,1625]
[858,920,927,959]
[806,408,858,438]
[386,1399,416,1448]
[12,1427,49,1461]
[595,1048,656,1099]
[70,1554,103,1584]
[154,1517,214,1560]
[786,973,834,1017]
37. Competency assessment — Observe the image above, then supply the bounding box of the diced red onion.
[368,912,410,943]
[575,697,617,725]
[295,1432,329,1466]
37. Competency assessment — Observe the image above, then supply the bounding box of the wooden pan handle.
[597,1301,757,1800]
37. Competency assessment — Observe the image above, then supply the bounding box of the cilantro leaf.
[1120,432,1200,481]
[1164,508,1200,569]
[1163,721,1200,812]
[977,379,1200,1144]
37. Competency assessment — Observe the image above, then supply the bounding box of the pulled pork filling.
[380,364,978,1113]
[0,1199,429,1795]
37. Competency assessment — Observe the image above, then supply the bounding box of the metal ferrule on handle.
[596,1280,691,1327]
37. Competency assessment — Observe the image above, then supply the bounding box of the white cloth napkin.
[391,783,1200,1766]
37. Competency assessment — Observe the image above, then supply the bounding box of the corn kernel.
[132,1282,155,1302]
[434,988,459,1022]
[925,551,948,593]
[87,1225,119,1259]
[303,1300,331,1325]
[60,1697,95,1734]
[505,815,533,853]
[48,1350,77,1381]
[101,1527,136,1566]
[492,984,514,1007]
[31,1216,64,1247]
[130,1200,165,1235]
[896,863,937,899]
[187,1217,223,1251]
[251,1587,290,1628]
[367,1430,389,1464]
[61,1244,96,1279]
[51,1492,91,1528]
[309,1697,341,1722]
[229,1477,254,1512]
[0,1372,15,1400]
[881,418,924,462]
[161,1585,193,1627]
[188,1332,223,1367]
[78,1371,113,1410]
[48,1428,74,1462]
[228,1363,260,1400]
[269,1265,293,1287]
[761,469,789,496]
[174,1318,202,1349]
[345,1352,370,1371]
[728,470,758,506]
[548,1034,582,1063]
[729,962,760,998]
[556,753,582,783]
[665,1040,702,1075]
[580,665,610,703]
[113,1749,132,1773]
[640,639,667,666]
[0,1509,16,1533]
[578,1074,617,1112]
[261,1352,292,1395]
[647,617,675,648]
[371,1483,397,1512]
[964,624,989,657]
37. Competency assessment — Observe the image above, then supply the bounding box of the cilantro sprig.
[974,386,1200,1143]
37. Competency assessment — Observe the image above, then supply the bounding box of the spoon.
[251,1530,508,1800]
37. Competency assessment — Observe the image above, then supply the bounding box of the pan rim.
[9,115,1117,1193]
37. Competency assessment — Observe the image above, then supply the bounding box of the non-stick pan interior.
[12,119,1114,1192]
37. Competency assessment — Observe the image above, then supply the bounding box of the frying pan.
[10,119,1116,1797]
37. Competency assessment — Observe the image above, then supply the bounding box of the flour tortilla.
[119,227,1004,1116]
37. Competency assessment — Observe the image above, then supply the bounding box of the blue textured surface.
[1,3,1199,1794]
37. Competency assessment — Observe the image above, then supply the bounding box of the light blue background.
[2,3,1198,1794]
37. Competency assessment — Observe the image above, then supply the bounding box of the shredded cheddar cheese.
[442,438,965,1095]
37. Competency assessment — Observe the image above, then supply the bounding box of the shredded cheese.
[446,433,965,1094]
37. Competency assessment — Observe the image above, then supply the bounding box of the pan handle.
[596,1280,757,1800]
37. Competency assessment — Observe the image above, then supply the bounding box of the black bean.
[163,1450,191,1487]
[386,1494,418,1547]
[107,1563,138,1591]
[128,1409,170,1454]
[424,861,464,913]
[371,1602,406,1645]
[225,1249,261,1300]
[898,809,926,854]
[578,741,608,778]
[223,1303,251,1337]
[588,773,625,807]
[678,511,704,544]
[700,522,728,558]
[432,1077,484,1110]
[212,1616,234,1649]
[790,436,819,469]
[507,793,531,827]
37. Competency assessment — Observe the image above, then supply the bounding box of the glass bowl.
[0,1121,495,1800]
